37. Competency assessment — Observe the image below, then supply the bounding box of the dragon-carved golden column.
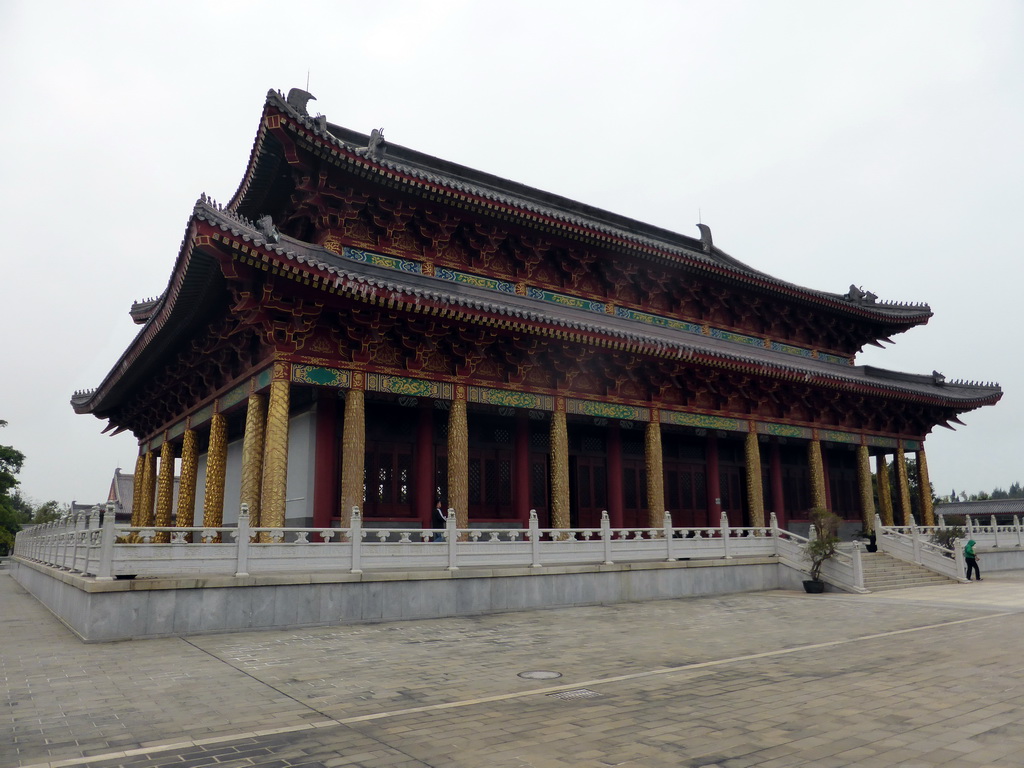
[856,444,876,533]
[130,452,146,526]
[239,390,268,527]
[203,410,228,530]
[154,438,175,542]
[139,449,157,527]
[916,447,934,526]
[176,427,198,529]
[550,403,570,529]
[876,453,894,526]
[807,438,827,511]
[895,442,913,525]
[447,387,469,530]
[745,428,765,527]
[645,415,665,527]
[261,362,291,531]
[339,384,365,528]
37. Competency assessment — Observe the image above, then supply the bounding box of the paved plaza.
[5,571,1024,768]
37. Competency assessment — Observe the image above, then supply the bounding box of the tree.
[0,420,26,555]
[32,499,69,524]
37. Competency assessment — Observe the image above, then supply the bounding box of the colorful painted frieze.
[468,387,554,411]
[568,399,650,422]
[365,373,453,400]
[291,365,351,389]
[661,411,745,432]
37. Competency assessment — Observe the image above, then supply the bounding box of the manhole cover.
[548,688,602,700]
[518,670,562,680]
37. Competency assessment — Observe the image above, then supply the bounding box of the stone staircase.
[861,552,958,591]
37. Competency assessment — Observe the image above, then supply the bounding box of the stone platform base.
[10,556,806,642]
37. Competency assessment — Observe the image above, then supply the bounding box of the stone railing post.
[721,511,732,559]
[852,541,864,591]
[350,507,363,574]
[601,510,613,565]
[1015,516,1022,549]
[966,515,974,536]
[954,537,966,580]
[68,514,84,573]
[235,505,251,577]
[992,515,1001,548]
[664,511,675,562]
[529,509,541,568]
[769,512,780,557]
[446,508,459,571]
[911,515,922,564]
[937,513,946,528]
[96,512,117,581]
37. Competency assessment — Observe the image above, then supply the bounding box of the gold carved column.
[261,362,291,530]
[745,428,765,527]
[856,445,876,532]
[876,453,894,526]
[139,449,157,527]
[239,390,268,527]
[203,409,228,529]
[894,442,913,525]
[154,438,175,542]
[130,452,146,526]
[447,386,469,530]
[645,414,665,527]
[550,402,570,529]
[807,437,827,511]
[339,383,365,528]
[917,446,934,526]
[176,427,198,529]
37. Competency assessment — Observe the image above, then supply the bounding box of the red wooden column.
[514,411,530,526]
[770,440,785,529]
[706,432,721,524]
[415,401,434,529]
[607,422,623,528]
[312,390,338,530]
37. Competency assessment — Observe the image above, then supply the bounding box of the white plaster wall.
[286,405,317,526]
[189,402,318,528]
[192,439,243,525]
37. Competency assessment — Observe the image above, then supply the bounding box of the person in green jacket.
[965,539,982,581]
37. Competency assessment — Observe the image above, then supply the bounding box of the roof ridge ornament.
[696,223,714,254]
[286,88,316,117]
[256,215,280,244]
[366,128,386,160]
[845,284,878,304]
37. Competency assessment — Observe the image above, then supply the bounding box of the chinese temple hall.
[72,88,1001,538]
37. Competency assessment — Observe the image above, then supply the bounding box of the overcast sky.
[1,1,1021,507]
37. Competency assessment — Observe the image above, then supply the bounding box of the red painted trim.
[706,433,721,524]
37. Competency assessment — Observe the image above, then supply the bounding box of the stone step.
[859,552,958,591]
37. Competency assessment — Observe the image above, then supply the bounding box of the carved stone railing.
[874,514,967,582]
[13,506,784,580]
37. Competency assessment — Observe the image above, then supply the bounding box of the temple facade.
[72,88,1001,536]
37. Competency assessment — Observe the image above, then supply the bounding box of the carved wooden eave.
[71,196,998,440]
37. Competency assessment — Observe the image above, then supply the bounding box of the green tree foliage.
[32,499,69,524]
[0,419,26,555]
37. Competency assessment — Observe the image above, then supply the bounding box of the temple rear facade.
[72,88,1001,535]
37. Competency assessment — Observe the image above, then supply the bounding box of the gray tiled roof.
[251,89,930,322]
[936,499,1024,515]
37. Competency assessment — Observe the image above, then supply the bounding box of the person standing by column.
[432,500,447,542]
[965,539,982,581]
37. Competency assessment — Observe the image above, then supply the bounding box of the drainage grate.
[518,670,562,680]
[548,688,602,700]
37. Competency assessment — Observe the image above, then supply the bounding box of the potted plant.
[803,508,841,593]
